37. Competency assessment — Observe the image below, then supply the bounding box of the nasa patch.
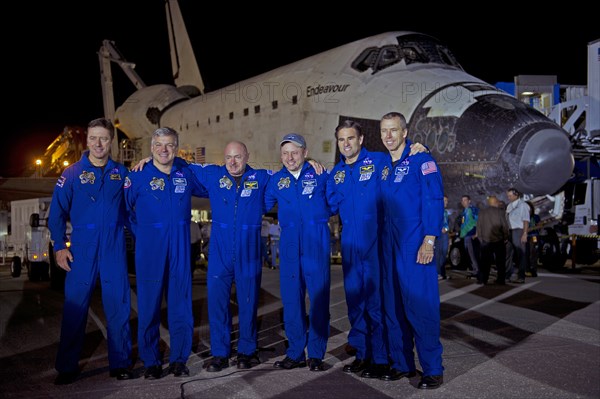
[56,176,66,188]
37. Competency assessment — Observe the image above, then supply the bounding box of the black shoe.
[494,280,506,285]
[308,358,324,371]
[144,365,163,380]
[360,363,389,378]
[418,374,443,389]
[109,368,133,380]
[273,356,306,369]
[54,371,79,385]
[168,362,189,377]
[379,368,416,381]
[206,356,229,372]
[342,358,370,373]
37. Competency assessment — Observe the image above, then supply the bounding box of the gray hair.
[151,127,179,147]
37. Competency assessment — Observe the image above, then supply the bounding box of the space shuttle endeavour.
[110,0,573,207]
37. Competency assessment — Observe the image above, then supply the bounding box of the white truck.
[0,198,53,281]
[562,177,599,266]
[537,177,600,269]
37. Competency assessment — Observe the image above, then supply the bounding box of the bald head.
[224,141,249,177]
[487,195,500,207]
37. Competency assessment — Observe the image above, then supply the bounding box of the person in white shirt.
[505,188,530,283]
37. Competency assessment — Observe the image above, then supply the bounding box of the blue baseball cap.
[280,133,306,148]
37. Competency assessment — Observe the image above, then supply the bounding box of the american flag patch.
[421,161,438,175]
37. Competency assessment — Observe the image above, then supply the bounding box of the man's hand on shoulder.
[307,158,326,175]
[409,142,429,156]
[130,157,152,172]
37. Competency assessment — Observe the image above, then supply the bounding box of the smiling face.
[151,135,177,168]
[224,141,249,177]
[336,127,363,164]
[86,126,112,164]
[380,116,408,153]
[280,142,307,173]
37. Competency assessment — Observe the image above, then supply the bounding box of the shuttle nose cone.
[516,128,573,195]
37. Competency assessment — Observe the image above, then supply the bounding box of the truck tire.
[10,256,22,278]
[539,229,566,271]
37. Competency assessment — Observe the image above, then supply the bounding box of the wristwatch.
[425,239,435,246]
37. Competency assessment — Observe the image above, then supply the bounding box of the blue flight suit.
[187,163,271,358]
[49,151,132,374]
[265,163,332,361]
[379,141,444,376]
[124,158,207,368]
[326,148,387,365]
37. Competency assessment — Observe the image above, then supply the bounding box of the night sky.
[3,1,598,176]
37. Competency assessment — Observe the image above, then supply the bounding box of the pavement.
[0,261,599,399]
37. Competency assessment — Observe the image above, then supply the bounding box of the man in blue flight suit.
[49,118,133,385]
[186,141,272,372]
[379,112,445,389]
[326,120,389,378]
[265,133,333,372]
[326,120,428,378]
[124,127,207,379]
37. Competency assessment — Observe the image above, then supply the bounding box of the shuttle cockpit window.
[351,33,463,74]
[351,46,379,72]
[376,45,401,70]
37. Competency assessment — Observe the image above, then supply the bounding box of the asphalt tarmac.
[1,261,599,399]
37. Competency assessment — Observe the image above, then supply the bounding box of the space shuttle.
[110,0,573,208]
[1,0,572,207]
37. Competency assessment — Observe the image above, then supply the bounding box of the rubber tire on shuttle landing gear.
[11,256,22,278]
[449,246,462,269]
[449,238,470,270]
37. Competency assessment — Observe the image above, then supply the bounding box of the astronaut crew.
[124,128,207,377]
[49,149,132,377]
[379,127,445,386]
[265,133,333,369]
[185,150,272,366]
[327,145,388,370]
